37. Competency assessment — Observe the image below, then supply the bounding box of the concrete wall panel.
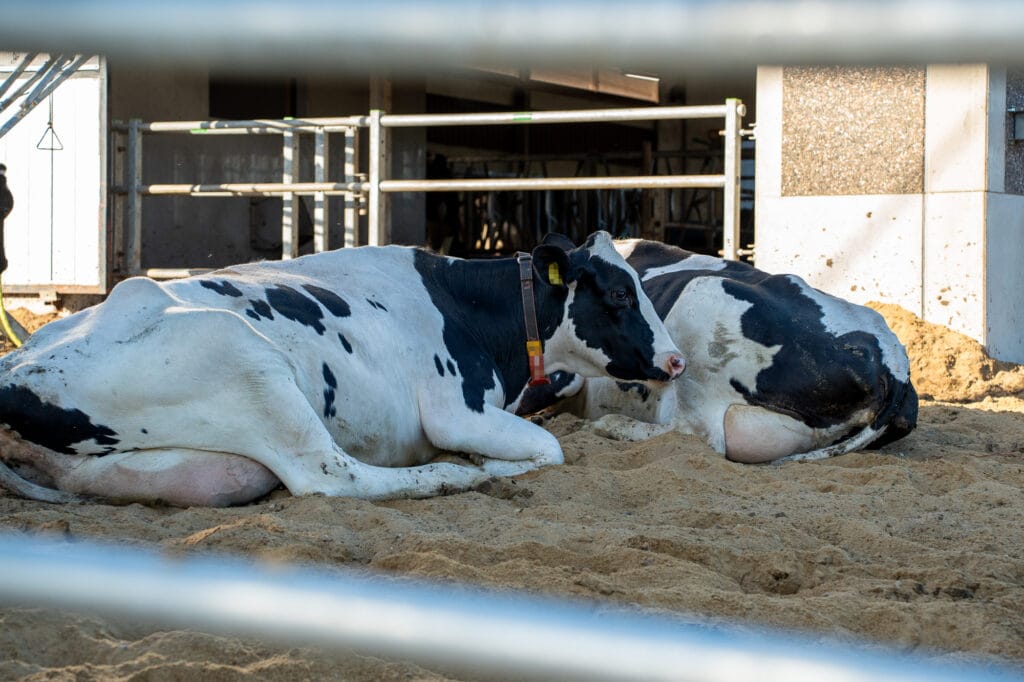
[756,194,923,313]
[985,192,1024,362]
[781,66,925,196]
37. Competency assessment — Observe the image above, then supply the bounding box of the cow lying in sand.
[0,232,683,506]
[518,238,918,463]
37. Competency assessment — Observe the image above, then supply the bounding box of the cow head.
[534,231,685,384]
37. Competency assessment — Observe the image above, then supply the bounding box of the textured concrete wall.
[781,66,926,196]
[1006,69,1024,195]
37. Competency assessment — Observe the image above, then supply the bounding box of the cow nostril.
[669,354,686,376]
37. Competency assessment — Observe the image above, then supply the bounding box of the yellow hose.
[0,276,22,348]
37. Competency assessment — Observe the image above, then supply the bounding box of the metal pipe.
[1,2,1024,72]
[380,105,728,128]
[125,118,142,276]
[379,175,726,192]
[368,109,384,246]
[281,129,300,259]
[0,52,38,103]
[0,536,1016,682]
[0,54,57,115]
[111,118,364,133]
[344,127,359,248]
[721,99,744,261]
[0,55,91,141]
[313,126,329,252]
[133,267,215,279]
[133,182,368,196]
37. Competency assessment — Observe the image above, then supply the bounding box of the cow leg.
[419,399,564,479]
[588,414,675,442]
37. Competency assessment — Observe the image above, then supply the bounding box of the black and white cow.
[0,232,684,506]
[519,238,918,463]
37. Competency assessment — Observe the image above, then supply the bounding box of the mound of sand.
[870,302,1024,402]
[0,304,1022,679]
[0,309,61,356]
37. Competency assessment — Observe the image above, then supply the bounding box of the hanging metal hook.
[36,95,63,151]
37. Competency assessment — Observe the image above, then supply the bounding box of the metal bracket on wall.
[1010,108,1024,142]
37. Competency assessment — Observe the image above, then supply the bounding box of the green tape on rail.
[512,113,533,122]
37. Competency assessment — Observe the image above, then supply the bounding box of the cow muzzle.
[655,351,687,381]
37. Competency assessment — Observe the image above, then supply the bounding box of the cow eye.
[611,289,630,305]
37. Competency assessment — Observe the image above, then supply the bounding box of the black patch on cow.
[367,298,388,311]
[434,354,445,377]
[413,249,555,412]
[0,384,119,455]
[446,359,457,376]
[515,370,577,416]
[200,279,244,297]
[246,298,274,322]
[303,284,351,318]
[265,285,326,334]
[722,276,892,429]
[338,332,353,354]
[616,381,651,402]
[141,428,148,434]
[322,362,338,418]
[568,252,665,382]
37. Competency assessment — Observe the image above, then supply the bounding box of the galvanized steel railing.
[0,534,1018,682]
[110,100,745,277]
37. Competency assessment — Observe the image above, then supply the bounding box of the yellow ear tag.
[548,263,563,285]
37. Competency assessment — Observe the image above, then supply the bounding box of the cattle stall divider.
[110,100,745,279]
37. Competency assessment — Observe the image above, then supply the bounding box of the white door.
[0,53,106,292]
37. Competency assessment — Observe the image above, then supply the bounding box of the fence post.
[282,125,300,259]
[344,126,359,248]
[125,118,142,275]
[368,109,389,246]
[313,126,329,253]
[721,98,744,261]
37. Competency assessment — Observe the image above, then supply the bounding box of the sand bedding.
[0,304,1022,680]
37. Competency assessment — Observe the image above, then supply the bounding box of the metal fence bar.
[380,105,728,128]
[125,118,142,275]
[126,182,366,196]
[314,127,330,252]
[0,536,1017,682]
[344,126,360,248]
[3,1,1024,72]
[379,175,726,193]
[368,109,386,246]
[281,128,300,259]
[111,117,365,133]
[721,98,744,260]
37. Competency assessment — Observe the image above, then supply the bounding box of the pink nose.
[666,353,686,379]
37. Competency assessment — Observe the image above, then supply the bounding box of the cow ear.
[540,232,577,252]
[531,244,575,287]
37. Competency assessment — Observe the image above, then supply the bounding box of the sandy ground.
[0,304,1023,680]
